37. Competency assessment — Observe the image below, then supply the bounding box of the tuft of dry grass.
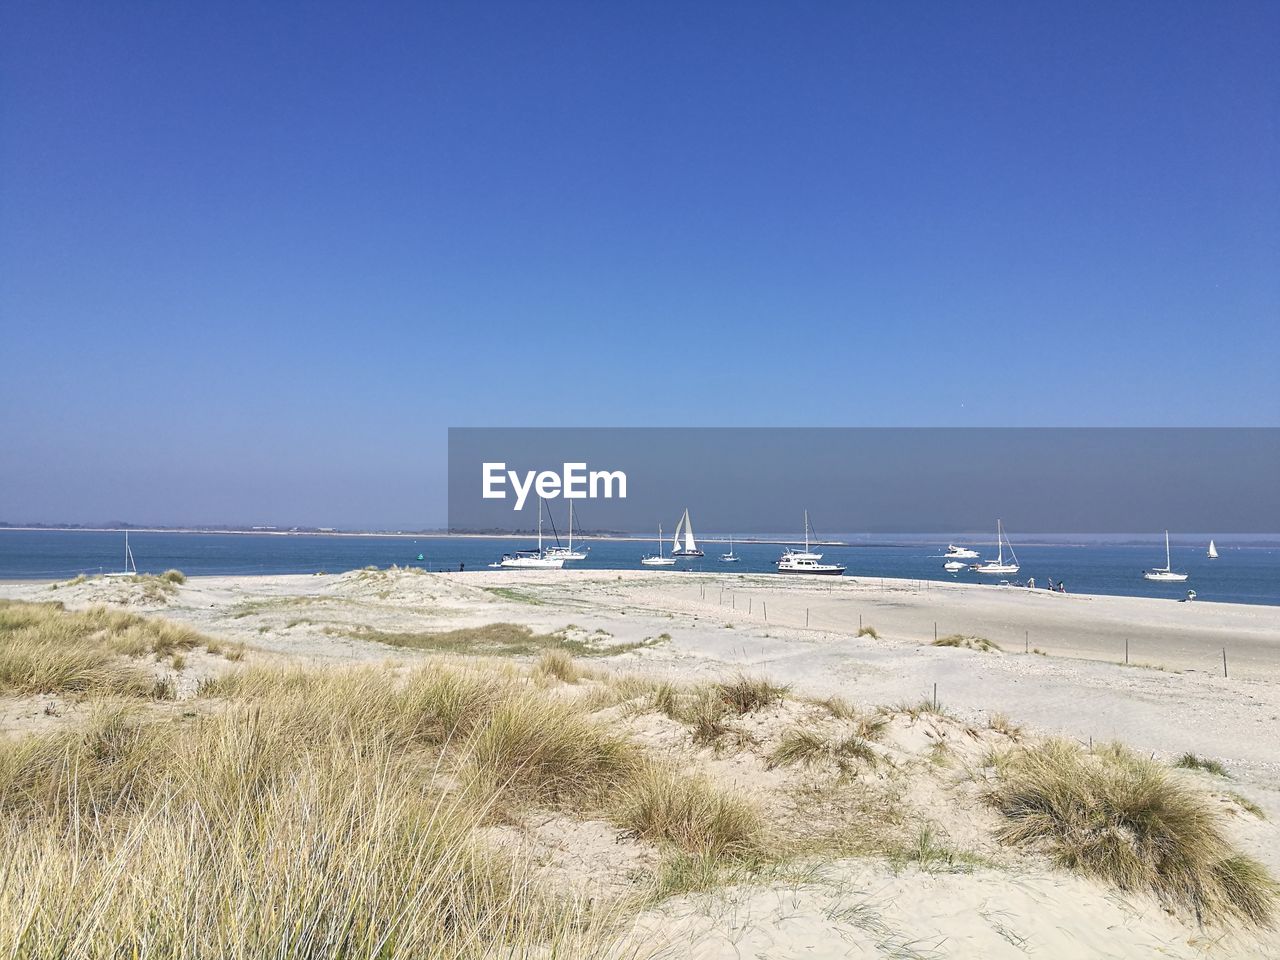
[985,739,1277,926]
[932,634,1000,652]
[769,729,830,768]
[988,712,1023,739]
[534,648,581,683]
[159,569,186,584]
[716,674,788,714]
[769,728,877,771]
[856,625,879,639]
[1175,753,1229,777]
[614,763,762,858]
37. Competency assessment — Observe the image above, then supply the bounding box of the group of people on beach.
[1026,577,1066,593]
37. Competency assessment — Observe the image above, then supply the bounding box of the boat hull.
[671,550,704,557]
[1143,571,1189,582]
[498,556,565,569]
[973,564,1019,575]
[640,557,677,566]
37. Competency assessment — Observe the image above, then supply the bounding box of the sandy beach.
[3,568,1278,958]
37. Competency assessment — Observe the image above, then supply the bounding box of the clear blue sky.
[2,1,1277,527]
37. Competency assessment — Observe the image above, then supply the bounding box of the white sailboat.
[1143,530,1188,582]
[544,502,590,561]
[641,523,677,566]
[671,508,703,557]
[720,534,740,563]
[104,530,138,578]
[1207,539,1219,560]
[943,544,980,559]
[777,510,823,563]
[972,520,1020,575]
[498,499,566,568]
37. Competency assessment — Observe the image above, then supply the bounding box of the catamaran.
[720,534,740,563]
[497,499,565,568]
[104,530,139,578]
[943,544,980,559]
[670,508,703,557]
[971,520,1019,575]
[777,510,823,563]
[1207,539,1219,560]
[544,502,590,561]
[641,523,677,566]
[1143,530,1188,582]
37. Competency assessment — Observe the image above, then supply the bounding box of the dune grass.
[856,625,879,639]
[932,634,1001,652]
[985,739,1276,926]
[337,622,663,659]
[615,763,762,857]
[0,600,214,697]
[0,656,766,955]
[534,648,581,683]
[716,675,788,713]
[769,727,878,772]
[1175,752,1229,777]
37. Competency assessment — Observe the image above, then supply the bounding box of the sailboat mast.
[804,510,810,552]
[568,502,573,552]
[996,520,1003,565]
[1165,530,1171,569]
[537,499,543,552]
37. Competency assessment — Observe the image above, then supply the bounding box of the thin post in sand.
[1025,630,1029,654]
[1223,647,1228,678]
[805,607,809,627]
[1125,638,1129,664]
[763,601,767,621]
[933,622,937,642]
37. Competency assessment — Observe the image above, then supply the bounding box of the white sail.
[671,512,684,552]
[682,509,697,553]
[1207,539,1218,559]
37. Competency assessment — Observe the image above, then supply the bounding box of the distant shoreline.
[3,527,1280,548]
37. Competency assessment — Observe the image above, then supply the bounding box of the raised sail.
[1207,540,1219,560]
[671,507,703,557]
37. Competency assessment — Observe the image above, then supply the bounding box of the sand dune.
[3,567,1277,958]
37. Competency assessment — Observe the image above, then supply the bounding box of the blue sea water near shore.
[2,530,1279,607]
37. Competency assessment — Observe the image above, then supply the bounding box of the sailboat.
[641,523,677,566]
[670,508,703,557]
[1143,530,1188,582]
[104,530,139,578]
[720,534,740,563]
[1207,539,1219,560]
[497,499,566,568]
[971,520,1019,575]
[777,510,823,563]
[544,502,590,561]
